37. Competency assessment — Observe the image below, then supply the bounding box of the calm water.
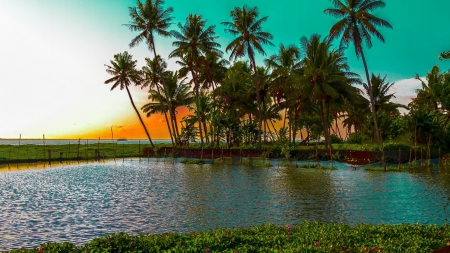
[0,160,449,250]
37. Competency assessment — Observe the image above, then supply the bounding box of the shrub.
[5,222,450,253]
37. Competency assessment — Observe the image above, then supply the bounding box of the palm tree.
[141,55,176,144]
[126,0,174,144]
[365,74,407,113]
[221,5,274,147]
[439,51,450,60]
[265,43,302,141]
[197,51,229,91]
[104,51,155,148]
[414,66,445,112]
[169,14,222,144]
[324,0,393,143]
[142,71,194,144]
[300,34,361,149]
[341,96,370,139]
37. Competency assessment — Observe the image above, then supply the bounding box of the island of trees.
[104,0,450,161]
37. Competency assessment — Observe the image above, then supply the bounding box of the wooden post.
[98,137,100,162]
[420,146,423,167]
[114,141,116,162]
[77,138,81,161]
[240,149,242,165]
[68,142,71,164]
[315,140,318,166]
[86,140,88,163]
[17,134,21,161]
[59,152,63,163]
[409,147,412,167]
[43,134,46,161]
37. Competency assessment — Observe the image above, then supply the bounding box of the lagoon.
[0,160,449,250]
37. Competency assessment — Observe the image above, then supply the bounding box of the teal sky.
[1,0,450,138]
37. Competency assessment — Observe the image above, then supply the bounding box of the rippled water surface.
[1,160,450,250]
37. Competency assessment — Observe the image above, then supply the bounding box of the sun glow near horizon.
[1,1,449,139]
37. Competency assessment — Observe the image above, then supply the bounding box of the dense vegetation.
[4,222,450,252]
[102,0,450,161]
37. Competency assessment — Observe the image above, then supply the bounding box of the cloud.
[389,77,425,111]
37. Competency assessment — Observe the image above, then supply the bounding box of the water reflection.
[0,161,449,250]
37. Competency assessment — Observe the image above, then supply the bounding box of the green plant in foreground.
[5,222,450,253]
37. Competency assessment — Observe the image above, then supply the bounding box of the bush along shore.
[0,143,447,167]
[3,222,450,252]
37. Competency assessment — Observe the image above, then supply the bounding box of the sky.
[1,0,450,139]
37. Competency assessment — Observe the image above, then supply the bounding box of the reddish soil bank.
[143,147,411,165]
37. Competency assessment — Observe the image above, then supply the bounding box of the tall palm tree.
[197,51,229,91]
[414,66,445,112]
[126,0,174,144]
[104,51,155,147]
[221,5,274,147]
[324,0,393,142]
[300,34,361,149]
[141,55,175,144]
[142,71,194,143]
[265,43,302,141]
[365,74,407,114]
[169,14,222,144]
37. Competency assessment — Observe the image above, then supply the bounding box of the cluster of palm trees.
[103,0,450,152]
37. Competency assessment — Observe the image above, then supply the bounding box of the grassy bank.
[0,143,156,164]
[0,142,444,166]
[3,222,450,252]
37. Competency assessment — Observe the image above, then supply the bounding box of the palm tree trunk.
[270,120,280,140]
[249,54,263,148]
[359,47,380,143]
[172,109,180,143]
[203,121,209,144]
[170,111,179,144]
[151,49,176,146]
[163,112,175,145]
[188,65,204,145]
[125,85,154,148]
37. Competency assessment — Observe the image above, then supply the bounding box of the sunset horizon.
[2,0,450,139]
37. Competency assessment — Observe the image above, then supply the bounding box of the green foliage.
[329,134,343,144]
[6,222,450,252]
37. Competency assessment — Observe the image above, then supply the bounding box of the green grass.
[0,143,156,163]
[4,222,450,252]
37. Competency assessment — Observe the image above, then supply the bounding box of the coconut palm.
[364,74,408,114]
[126,0,174,144]
[324,0,393,142]
[221,5,274,147]
[169,14,222,144]
[341,94,370,139]
[265,43,302,141]
[300,34,361,149]
[141,55,176,144]
[414,66,445,112]
[439,51,450,60]
[142,71,194,144]
[197,51,229,91]
[104,51,155,147]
